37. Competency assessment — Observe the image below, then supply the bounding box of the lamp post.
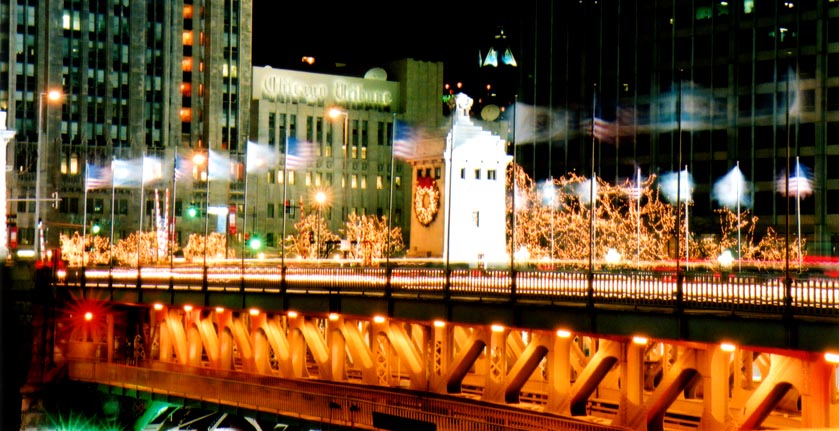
[35,90,62,260]
[193,152,210,290]
[0,111,17,261]
[315,191,326,260]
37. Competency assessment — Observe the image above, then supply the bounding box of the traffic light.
[186,204,199,218]
[248,234,262,251]
[91,219,101,235]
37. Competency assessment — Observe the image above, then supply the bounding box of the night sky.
[251,1,526,86]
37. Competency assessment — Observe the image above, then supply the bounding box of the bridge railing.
[58,264,839,318]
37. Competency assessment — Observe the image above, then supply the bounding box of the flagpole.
[137,154,145,271]
[636,167,641,268]
[82,162,89,268]
[387,113,395,272]
[737,161,742,272]
[684,165,689,267]
[796,156,802,271]
[281,134,288,272]
[202,150,210,294]
[108,156,116,288]
[242,145,249,280]
[170,150,178,274]
[589,84,596,278]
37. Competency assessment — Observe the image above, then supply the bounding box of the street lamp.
[315,190,326,259]
[35,89,63,260]
[192,151,210,288]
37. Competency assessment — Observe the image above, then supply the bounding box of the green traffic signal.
[187,206,199,218]
[91,223,101,234]
[248,235,263,251]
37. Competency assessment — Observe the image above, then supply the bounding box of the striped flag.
[592,117,615,143]
[85,163,112,190]
[174,152,193,182]
[393,120,417,160]
[285,137,314,170]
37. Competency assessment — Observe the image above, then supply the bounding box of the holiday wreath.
[414,176,440,226]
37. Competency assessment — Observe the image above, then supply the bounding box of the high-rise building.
[0,0,251,255]
[509,2,839,256]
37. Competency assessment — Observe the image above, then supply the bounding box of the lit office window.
[377,175,383,190]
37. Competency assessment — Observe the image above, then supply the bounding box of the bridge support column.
[799,355,834,429]
[328,317,347,381]
[429,322,452,393]
[483,326,509,403]
[614,340,646,427]
[698,345,732,430]
[545,331,572,412]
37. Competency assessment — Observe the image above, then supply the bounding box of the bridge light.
[287,311,298,318]
[328,313,340,321]
[556,329,572,338]
[491,324,505,333]
[249,308,260,316]
[825,352,839,364]
[632,335,648,345]
[183,304,193,312]
[720,342,737,352]
[433,320,446,328]
[373,315,386,324]
[153,303,164,311]
[215,306,225,313]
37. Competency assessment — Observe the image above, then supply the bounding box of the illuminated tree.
[507,164,679,268]
[707,208,806,270]
[287,213,339,260]
[59,232,111,267]
[341,213,405,264]
[182,232,231,262]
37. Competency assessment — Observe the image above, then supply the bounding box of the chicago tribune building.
[0,0,443,257]
[511,1,839,256]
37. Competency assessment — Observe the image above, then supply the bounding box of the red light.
[84,312,93,321]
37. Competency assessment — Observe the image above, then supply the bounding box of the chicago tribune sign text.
[260,73,393,108]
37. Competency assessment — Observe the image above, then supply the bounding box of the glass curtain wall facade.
[514,1,839,255]
[0,0,251,251]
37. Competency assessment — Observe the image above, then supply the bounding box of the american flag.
[393,120,417,160]
[85,163,112,190]
[285,137,314,170]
